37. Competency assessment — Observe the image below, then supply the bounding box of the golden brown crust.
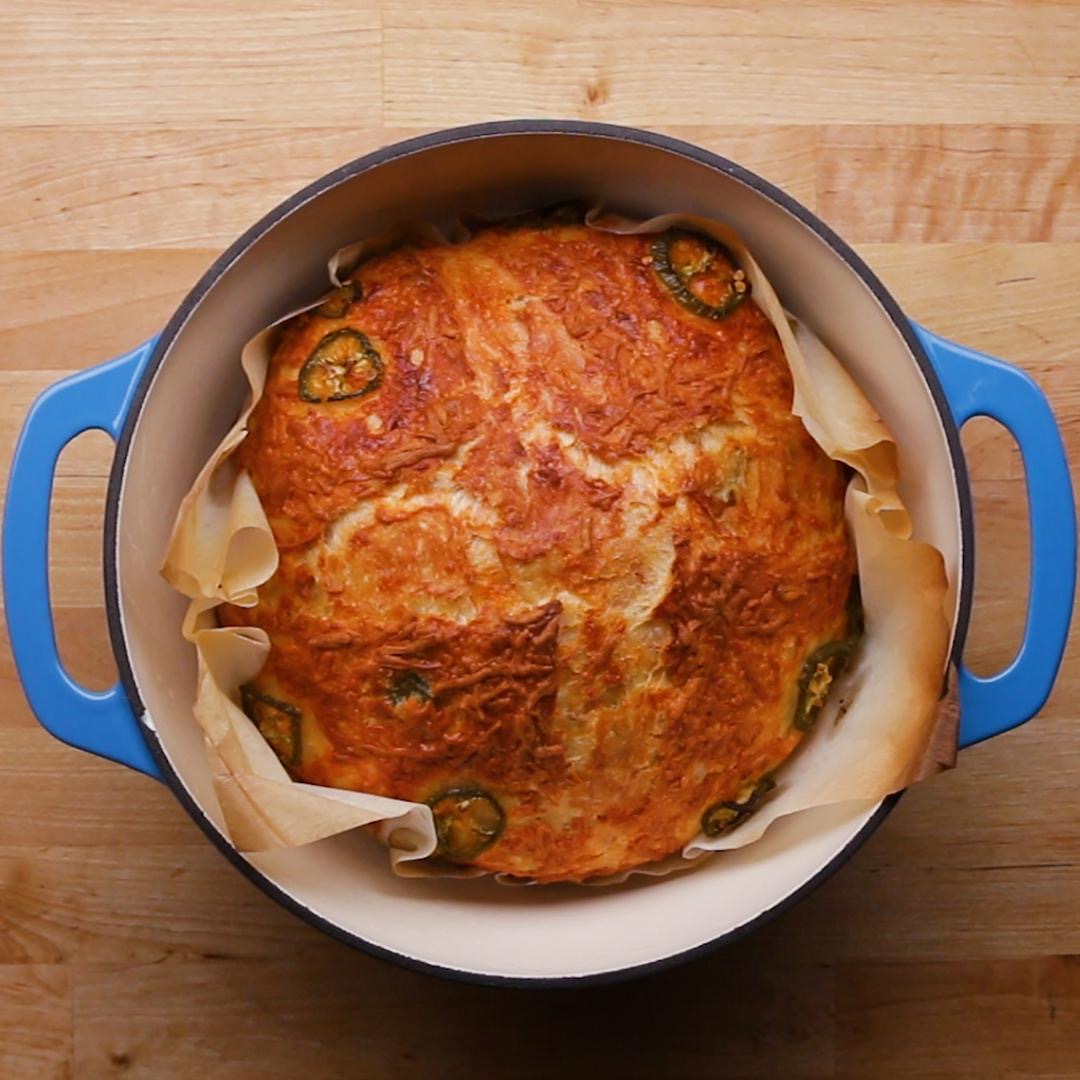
[222,221,854,882]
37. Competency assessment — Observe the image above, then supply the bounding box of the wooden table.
[1,2,1078,1076]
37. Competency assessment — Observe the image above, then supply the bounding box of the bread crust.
[221,221,854,882]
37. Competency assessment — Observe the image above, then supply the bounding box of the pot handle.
[3,339,163,778]
[914,325,1076,748]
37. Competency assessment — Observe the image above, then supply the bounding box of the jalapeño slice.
[388,669,433,706]
[793,640,854,733]
[428,788,505,862]
[299,328,383,403]
[652,228,749,320]
[315,281,360,319]
[240,685,302,767]
[701,775,776,838]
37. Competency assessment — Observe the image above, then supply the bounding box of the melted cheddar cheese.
[221,219,854,882]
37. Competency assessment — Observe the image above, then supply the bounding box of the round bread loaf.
[222,216,857,882]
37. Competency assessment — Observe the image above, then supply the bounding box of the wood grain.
[0,0,1077,1076]
[69,956,835,1079]
[381,1,1080,125]
[818,125,1080,243]
[0,966,70,1080]
[835,957,1080,1078]
[0,1,383,128]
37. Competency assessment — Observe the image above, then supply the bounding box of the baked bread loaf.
[221,214,858,882]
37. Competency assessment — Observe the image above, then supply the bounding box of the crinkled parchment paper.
[161,209,954,883]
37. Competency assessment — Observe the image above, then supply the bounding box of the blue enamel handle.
[3,339,162,778]
[4,327,1073,773]
[915,325,1077,748]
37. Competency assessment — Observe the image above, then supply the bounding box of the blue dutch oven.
[4,122,1075,985]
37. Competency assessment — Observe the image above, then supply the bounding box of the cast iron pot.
[5,121,1076,986]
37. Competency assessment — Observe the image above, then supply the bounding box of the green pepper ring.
[428,787,506,862]
[793,639,855,733]
[314,281,361,320]
[388,669,434,706]
[298,327,384,403]
[701,775,777,838]
[651,229,749,321]
[240,684,302,767]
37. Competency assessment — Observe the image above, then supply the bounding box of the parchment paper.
[161,209,953,882]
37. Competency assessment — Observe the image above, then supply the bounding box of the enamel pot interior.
[112,124,964,983]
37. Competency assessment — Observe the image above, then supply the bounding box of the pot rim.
[102,119,972,986]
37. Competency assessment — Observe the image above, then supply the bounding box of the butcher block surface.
[0,1,1077,1076]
